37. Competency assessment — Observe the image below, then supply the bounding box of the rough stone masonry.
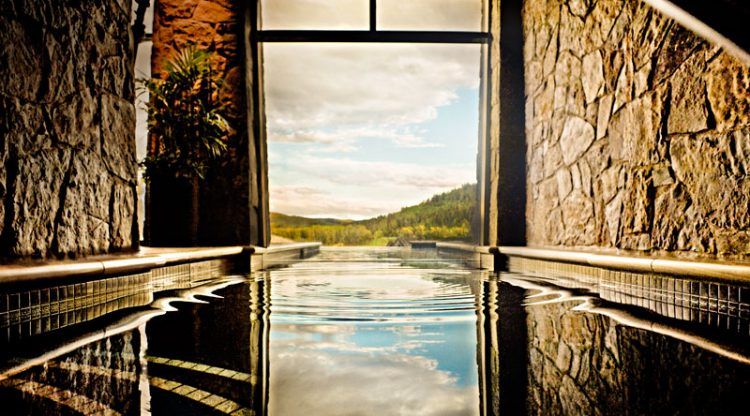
[0,0,138,258]
[524,0,750,256]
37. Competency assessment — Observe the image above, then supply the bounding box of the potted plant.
[140,46,229,246]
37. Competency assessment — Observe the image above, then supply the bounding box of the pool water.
[1,248,750,415]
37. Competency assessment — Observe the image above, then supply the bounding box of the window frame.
[252,0,493,246]
[257,0,491,44]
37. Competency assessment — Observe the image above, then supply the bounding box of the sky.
[264,1,482,219]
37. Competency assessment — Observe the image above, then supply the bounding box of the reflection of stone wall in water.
[0,0,138,258]
[524,0,750,255]
[145,280,267,410]
[480,281,529,416]
[524,300,750,415]
[2,331,145,414]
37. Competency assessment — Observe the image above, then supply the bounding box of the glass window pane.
[262,0,369,30]
[264,43,481,244]
[377,0,482,31]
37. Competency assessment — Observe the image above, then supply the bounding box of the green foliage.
[139,46,229,180]
[271,183,477,245]
[270,213,352,228]
[362,183,476,239]
[273,224,374,245]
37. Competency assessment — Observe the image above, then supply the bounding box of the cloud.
[263,43,480,141]
[262,0,480,31]
[378,0,482,31]
[271,126,442,151]
[270,186,398,218]
[290,156,474,189]
[269,156,475,219]
[262,0,370,30]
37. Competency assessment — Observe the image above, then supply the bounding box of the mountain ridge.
[271,183,477,245]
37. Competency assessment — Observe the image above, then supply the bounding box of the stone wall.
[0,0,138,258]
[150,0,265,246]
[523,0,750,256]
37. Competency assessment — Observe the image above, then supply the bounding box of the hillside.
[271,183,477,245]
[270,213,351,228]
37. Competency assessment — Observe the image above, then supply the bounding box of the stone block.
[596,94,613,140]
[529,147,545,184]
[50,91,100,149]
[556,168,573,201]
[560,116,595,165]
[652,26,706,85]
[54,151,113,256]
[543,142,564,178]
[0,17,43,101]
[111,181,136,249]
[101,94,137,181]
[7,149,72,257]
[561,190,596,245]
[620,169,653,235]
[707,53,750,132]
[668,54,710,133]
[192,0,234,24]
[582,51,605,104]
[670,130,750,233]
[608,95,659,164]
[158,0,200,19]
[605,192,623,245]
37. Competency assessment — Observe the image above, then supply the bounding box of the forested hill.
[361,183,476,237]
[271,183,477,245]
[270,213,351,228]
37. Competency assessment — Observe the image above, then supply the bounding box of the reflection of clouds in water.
[272,323,443,355]
[272,272,473,301]
[268,265,480,415]
[268,340,479,416]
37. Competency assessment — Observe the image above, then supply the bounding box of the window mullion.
[370,0,377,31]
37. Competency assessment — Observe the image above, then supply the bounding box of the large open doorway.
[258,0,490,246]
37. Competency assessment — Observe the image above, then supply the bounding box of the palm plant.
[140,46,228,180]
[139,46,229,246]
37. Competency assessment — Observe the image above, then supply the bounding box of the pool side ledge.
[495,246,750,284]
[0,243,322,286]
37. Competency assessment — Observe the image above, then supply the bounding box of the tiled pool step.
[147,356,253,383]
[506,256,750,337]
[0,259,230,341]
[0,246,244,286]
[0,243,321,286]
[149,376,250,415]
[497,246,750,283]
[0,243,320,341]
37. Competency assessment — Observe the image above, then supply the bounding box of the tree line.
[271,183,477,245]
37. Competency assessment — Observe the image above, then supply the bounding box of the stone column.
[150,0,269,247]
[479,0,527,247]
[0,0,138,258]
